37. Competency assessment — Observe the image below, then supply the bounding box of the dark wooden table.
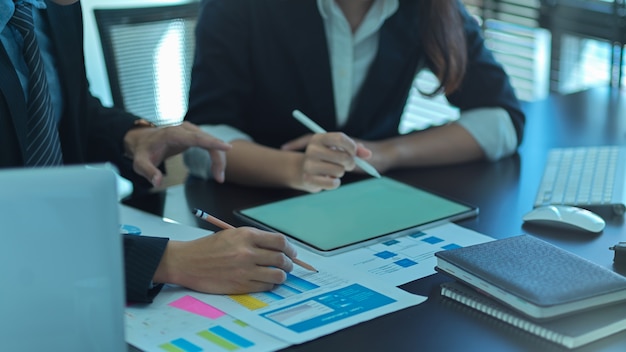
[127,86,626,352]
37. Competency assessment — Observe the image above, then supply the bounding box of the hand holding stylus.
[291,110,381,179]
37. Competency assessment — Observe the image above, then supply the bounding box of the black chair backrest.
[94,2,200,125]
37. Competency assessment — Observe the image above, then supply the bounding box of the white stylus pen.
[292,109,381,178]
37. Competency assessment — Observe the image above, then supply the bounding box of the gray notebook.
[435,234,626,319]
[0,165,126,351]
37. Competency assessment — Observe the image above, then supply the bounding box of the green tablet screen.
[235,177,477,254]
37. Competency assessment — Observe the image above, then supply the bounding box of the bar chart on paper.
[204,259,425,345]
[329,223,494,286]
[160,324,254,352]
[229,272,322,310]
[125,290,288,352]
[259,283,397,333]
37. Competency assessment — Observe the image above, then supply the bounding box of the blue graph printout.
[260,284,396,333]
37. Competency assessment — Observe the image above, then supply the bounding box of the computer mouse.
[522,205,606,233]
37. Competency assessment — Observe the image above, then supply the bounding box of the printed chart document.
[120,205,425,349]
[200,250,425,344]
[122,206,289,351]
[126,289,290,352]
[326,222,494,286]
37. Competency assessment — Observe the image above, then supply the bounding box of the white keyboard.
[534,146,626,215]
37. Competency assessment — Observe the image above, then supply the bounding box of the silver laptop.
[0,164,126,351]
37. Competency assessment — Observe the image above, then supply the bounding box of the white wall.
[81,0,193,106]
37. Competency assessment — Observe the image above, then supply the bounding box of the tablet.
[234,177,478,256]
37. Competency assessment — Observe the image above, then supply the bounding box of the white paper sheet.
[121,206,289,351]
[120,204,212,240]
[125,288,289,352]
[194,249,425,344]
[324,222,495,286]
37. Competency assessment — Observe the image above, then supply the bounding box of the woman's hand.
[281,132,372,192]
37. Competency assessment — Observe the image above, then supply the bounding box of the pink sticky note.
[169,295,225,319]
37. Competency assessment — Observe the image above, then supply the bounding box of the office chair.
[94,2,200,126]
[94,2,200,187]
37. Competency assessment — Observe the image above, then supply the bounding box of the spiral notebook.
[440,281,626,349]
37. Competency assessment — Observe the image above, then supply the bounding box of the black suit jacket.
[186,0,525,149]
[0,1,166,302]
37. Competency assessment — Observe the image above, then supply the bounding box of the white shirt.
[317,0,398,127]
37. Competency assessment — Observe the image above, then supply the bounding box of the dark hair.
[419,0,467,96]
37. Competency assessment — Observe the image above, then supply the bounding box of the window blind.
[463,0,625,92]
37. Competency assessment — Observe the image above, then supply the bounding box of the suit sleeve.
[123,235,169,303]
[46,1,156,192]
[185,0,252,130]
[84,94,156,193]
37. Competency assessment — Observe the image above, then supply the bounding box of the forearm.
[368,107,518,171]
[225,140,304,188]
[368,123,485,171]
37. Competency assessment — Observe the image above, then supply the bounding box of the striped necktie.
[10,2,63,166]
